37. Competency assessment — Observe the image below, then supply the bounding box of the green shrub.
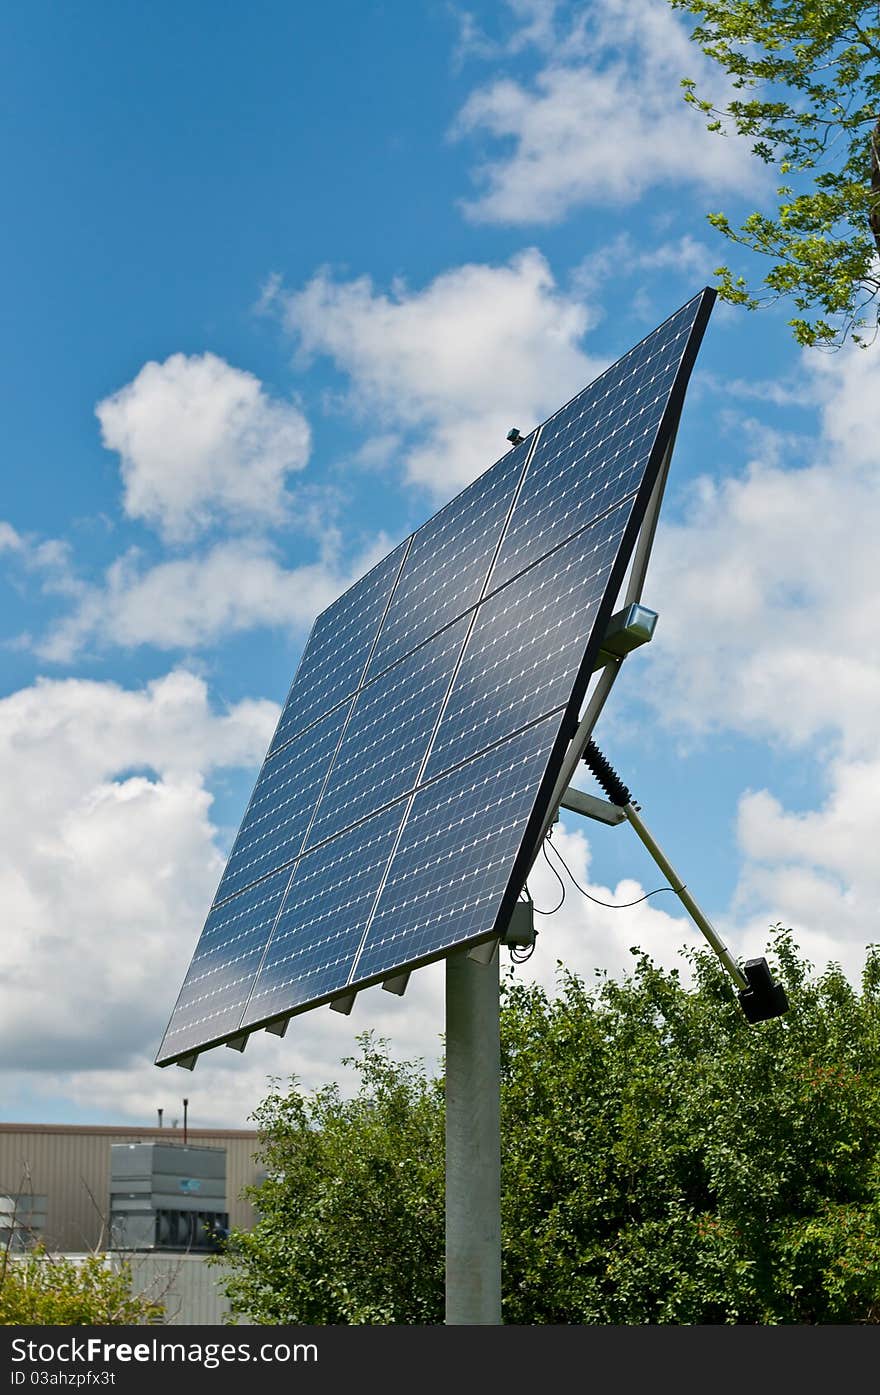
[216,929,880,1324]
[0,1249,164,1325]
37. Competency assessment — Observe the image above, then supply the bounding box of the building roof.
[0,1122,259,1138]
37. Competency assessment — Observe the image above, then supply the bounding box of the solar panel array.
[157,288,714,1065]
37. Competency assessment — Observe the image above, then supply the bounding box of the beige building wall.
[125,1250,233,1324]
[0,1124,263,1253]
[10,1252,235,1326]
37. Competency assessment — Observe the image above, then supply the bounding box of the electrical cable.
[530,842,567,916]
[544,832,684,909]
[508,939,536,964]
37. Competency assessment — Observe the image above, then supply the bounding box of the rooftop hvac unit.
[108,1143,228,1252]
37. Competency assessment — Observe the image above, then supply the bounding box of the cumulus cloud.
[730,744,880,981]
[638,342,880,979]
[646,407,880,755]
[0,521,76,587]
[4,814,706,1129]
[0,671,276,1074]
[0,668,453,1125]
[7,968,451,1131]
[454,0,760,225]
[37,533,392,662]
[96,352,311,543]
[0,664,762,1127]
[572,232,717,299]
[0,522,24,553]
[454,0,560,62]
[811,344,880,472]
[278,249,602,495]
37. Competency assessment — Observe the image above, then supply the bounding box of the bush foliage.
[0,1250,164,1325]
[218,929,880,1324]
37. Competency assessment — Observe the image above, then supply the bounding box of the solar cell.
[242,801,408,1027]
[422,497,632,782]
[157,287,715,1066]
[212,701,352,905]
[352,713,562,982]
[490,295,705,589]
[268,539,408,754]
[365,438,531,679]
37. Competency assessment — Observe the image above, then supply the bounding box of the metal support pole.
[622,803,749,993]
[445,944,502,1325]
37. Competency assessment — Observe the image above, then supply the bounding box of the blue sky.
[2,0,877,1130]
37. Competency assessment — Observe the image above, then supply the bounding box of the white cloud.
[696,372,814,408]
[279,249,602,495]
[454,0,561,62]
[0,671,276,1074]
[637,343,880,979]
[572,232,717,297]
[731,745,880,980]
[454,0,760,225]
[0,521,76,588]
[37,534,392,661]
[635,235,718,279]
[96,353,311,543]
[646,420,880,756]
[8,963,452,1131]
[0,522,24,553]
[0,668,455,1126]
[811,344,880,471]
[523,822,702,989]
[739,765,879,895]
[3,815,708,1129]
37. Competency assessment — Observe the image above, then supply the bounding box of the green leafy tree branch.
[670,1,880,345]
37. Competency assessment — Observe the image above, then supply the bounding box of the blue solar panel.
[268,540,408,754]
[241,801,407,1027]
[490,296,705,590]
[306,614,471,847]
[366,439,531,679]
[159,867,293,1059]
[157,288,715,1065]
[212,701,352,905]
[352,714,562,982]
[422,498,632,781]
